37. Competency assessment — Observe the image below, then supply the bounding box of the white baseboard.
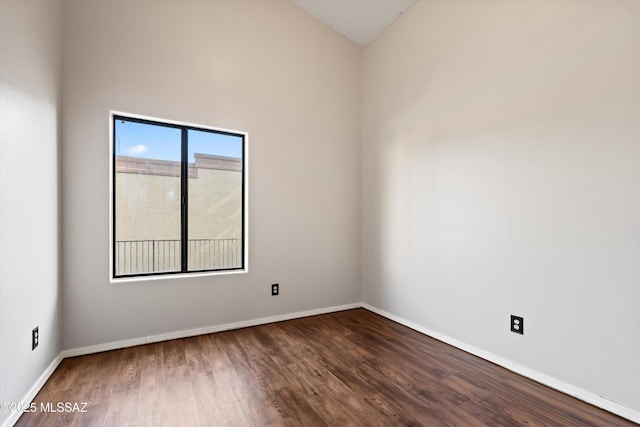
[7,302,638,426]
[1,354,63,427]
[3,303,359,427]
[362,303,640,425]
[62,302,361,358]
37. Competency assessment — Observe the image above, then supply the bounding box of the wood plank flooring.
[16,309,636,426]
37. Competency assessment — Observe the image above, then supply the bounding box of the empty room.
[0,0,638,426]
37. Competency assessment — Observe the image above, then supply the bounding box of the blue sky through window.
[115,119,243,162]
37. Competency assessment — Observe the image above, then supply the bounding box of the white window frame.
[109,111,249,282]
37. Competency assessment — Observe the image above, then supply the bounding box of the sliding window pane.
[187,129,243,271]
[114,119,182,276]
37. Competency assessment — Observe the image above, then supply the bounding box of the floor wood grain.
[15,309,636,426]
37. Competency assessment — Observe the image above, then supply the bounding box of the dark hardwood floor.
[16,309,636,426]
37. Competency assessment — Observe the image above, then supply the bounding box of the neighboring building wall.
[115,153,242,241]
[115,171,181,241]
[189,167,242,240]
[115,154,242,274]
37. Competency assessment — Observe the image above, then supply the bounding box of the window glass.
[112,114,245,278]
[187,130,244,271]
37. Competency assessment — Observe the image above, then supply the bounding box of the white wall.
[362,0,640,414]
[0,0,62,425]
[61,0,361,349]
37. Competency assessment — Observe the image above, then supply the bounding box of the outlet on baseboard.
[510,315,523,335]
[32,327,39,350]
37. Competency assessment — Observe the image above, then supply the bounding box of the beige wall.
[62,0,361,347]
[362,0,640,414]
[115,165,241,241]
[4,0,640,421]
[189,167,242,240]
[114,156,243,274]
[116,172,181,241]
[0,0,62,425]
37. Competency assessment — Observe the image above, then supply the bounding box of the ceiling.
[291,0,416,47]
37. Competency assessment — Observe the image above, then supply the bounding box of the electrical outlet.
[510,315,523,335]
[32,327,39,350]
[271,283,279,296]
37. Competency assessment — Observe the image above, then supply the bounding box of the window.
[111,113,247,279]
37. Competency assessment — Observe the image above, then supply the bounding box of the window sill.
[110,268,248,284]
